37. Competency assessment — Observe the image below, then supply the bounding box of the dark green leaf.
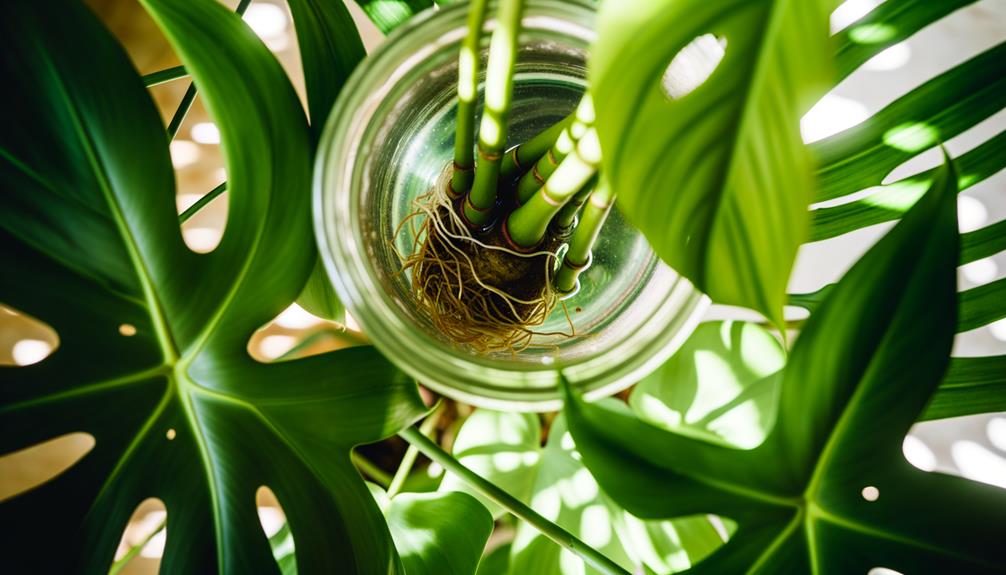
[922,356,1006,421]
[0,1,424,572]
[958,276,1006,333]
[287,0,366,138]
[591,0,830,326]
[962,219,1006,266]
[354,0,434,34]
[813,42,1006,202]
[286,0,366,322]
[566,156,1006,572]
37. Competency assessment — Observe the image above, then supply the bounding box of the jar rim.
[314,0,708,410]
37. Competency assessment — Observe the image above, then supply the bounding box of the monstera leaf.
[565,157,1006,572]
[589,0,831,327]
[0,1,424,573]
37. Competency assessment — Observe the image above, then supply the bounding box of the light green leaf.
[630,321,785,449]
[476,542,512,575]
[591,0,830,326]
[506,415,727,575]
[439,410,541,518]
[385,491,494,575]
[566,156,1006,572]
[354,0,433,34]
[0,1,424,572]
[509,415,637,575]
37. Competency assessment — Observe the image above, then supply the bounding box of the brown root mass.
[394,182,570,354]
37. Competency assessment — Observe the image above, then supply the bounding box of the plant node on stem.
[463,0,524,228]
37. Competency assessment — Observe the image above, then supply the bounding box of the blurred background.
[1,0,1003,573]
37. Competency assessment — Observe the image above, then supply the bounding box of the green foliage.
[590,0,831,327]
[372,485,495,575]
[439,410,541,519]
[565,158,1006,572]
[355,0,435,33]
[442,411,726,574]
[0,1,425,572]
[630,321,785,450]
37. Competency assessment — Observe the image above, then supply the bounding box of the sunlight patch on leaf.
[883,122,940,153]
[848,22,897,44]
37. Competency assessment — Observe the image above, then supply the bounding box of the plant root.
[394,175,571,354]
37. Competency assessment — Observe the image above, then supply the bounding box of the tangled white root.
[393,175,573,353]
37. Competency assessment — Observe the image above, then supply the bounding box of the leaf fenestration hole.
[119,323,137,337]
[165,428,177,441]
[1,305,59,366]
[112,497,166,572]
[257,486,297,572]
[661,34,727,100]
[868,568,905,575]
[861,485,880,501]
[0,432,95,502]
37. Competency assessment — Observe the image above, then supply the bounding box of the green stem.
[556,179,614,293]
[143,65,187,88]
[107,518,166,575]
[352,451,393,488]
[178,181,227,223]
[387,403,444,498]
[166,83,198,142]
[451,0,490,198]
[500,113,573,181]
[463,0,525,227]
[506,127,600,249]
[399,426,630,575]
[166,0,252,142]
[553,174,597,232]
[515,94,594,204]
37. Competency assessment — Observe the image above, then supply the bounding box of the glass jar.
[315,0,707,410]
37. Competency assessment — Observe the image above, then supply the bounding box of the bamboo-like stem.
[352,451,393,488]
[555,179,615,293]
[553,175,596,232]
[450,0,490,198]
[500,113,573,181]
[166,0,252,141]
[463,0,525,227]
[515,94,594,204]
[143,65,187,88]
[387,403,444,498]
[398,426,631,575]
[505,127,600,249]
[178,181,227,223]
